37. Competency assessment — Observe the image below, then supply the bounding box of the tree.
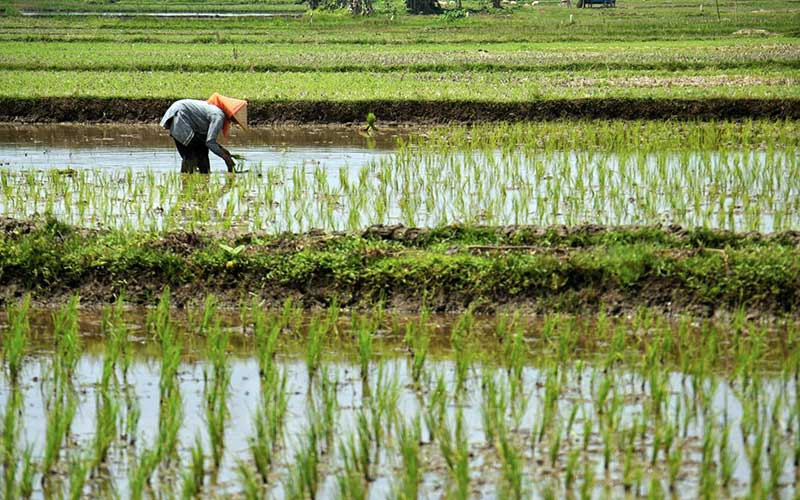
[405,0,440,14]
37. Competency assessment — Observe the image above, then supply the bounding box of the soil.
[1,97,799,124]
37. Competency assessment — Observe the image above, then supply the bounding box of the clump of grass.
[498,424,525,500]
[205,314,230,472]
[394,416,421,500]
[437,406,470,500]
[250,365,288,485]
[356,316,374,385]
[42,384,77,477]
[289,425,320,500]
[451,309,475,393]
[181,435,205,499]
[236,460,262,500]
[3,294,30,385]
[90,382,119,471]
[337,428,369,500]
[67,452,89,500]
[129,447,160,500]
[404,309,430,387]
[2,389,23,500]
[53,294,81,384]
[481,370,507,448]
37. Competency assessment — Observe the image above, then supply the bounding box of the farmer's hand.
[224,154,236,173]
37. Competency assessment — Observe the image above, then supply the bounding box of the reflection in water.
[0,123,401,172]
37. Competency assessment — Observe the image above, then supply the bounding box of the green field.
[2,1,800,498]
[1,0,799,109]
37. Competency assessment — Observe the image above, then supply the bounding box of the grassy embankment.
[0,0,798,122]
[1,217,798,314]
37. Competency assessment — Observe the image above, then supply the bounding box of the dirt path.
[2,97,799,124]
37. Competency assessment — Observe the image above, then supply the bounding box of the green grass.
[1,40,798,72]
[7,0,303,13]
[0,0,798,110]
[3,68,798,101]
[1,218,799,313]
[2,2,798,43]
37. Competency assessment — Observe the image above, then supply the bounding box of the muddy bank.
[2,97,799,124]
[1,218,799,316]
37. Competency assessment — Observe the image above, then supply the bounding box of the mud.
[2,97,799,124]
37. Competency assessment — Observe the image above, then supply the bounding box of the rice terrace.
[0,0,800,498]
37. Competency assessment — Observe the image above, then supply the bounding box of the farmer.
[160,93,248,174]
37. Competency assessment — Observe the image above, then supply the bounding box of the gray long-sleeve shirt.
[160,99,227,158]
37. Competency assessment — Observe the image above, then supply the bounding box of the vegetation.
[0,120,797,232]
[0,0,796,496]
[0,0,797,119]
[1,296,800,497]
[0,217,799,313]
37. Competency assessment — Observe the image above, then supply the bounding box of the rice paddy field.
[2,0,800,498]
[3,295,800,499]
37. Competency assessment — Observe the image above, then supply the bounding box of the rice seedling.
[579,457,594,500]
[498,424,525,500]
[404,309,430,387]
[67,452,89,500]
[356,317,374,385]
[368,361,400,457]
[451,309,474,393]
[315,366,339,454]
[236,460,262,500]
[394,416,421,500]
[205,316,231,471]
[306,315,324,383]
[1,388,22,500]
[437,406,470,500]
[90,383,120,471]
[129,447,160,500]
[150,290,184,465]
[718,419,736,490]
[766,420,787,498]
[250,366,288,485]
[17,445,34,500]
[480,369,506,448]
[157,382,183,464]
[181,435,205,499]
[252,297,280,384]
[291,424,321,500]
[53,295,81,384]
[564,447,580,493]
[103,293,132,383]
[42,384,77,477]
[337,430,368,500]
[2,294,30,385]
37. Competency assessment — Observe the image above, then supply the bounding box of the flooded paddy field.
[0,120,798,233]
[2,296,800,499]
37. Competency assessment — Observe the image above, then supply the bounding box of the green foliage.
[1,219,800,313]
[439,8,467,21]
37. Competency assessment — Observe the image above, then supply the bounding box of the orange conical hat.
[207,93,248,137]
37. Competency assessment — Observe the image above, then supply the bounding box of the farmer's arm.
[206,114,236,172]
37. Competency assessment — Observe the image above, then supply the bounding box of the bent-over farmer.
[160,93,248,173]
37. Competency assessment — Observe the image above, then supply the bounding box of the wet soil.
[2,97,799,124]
